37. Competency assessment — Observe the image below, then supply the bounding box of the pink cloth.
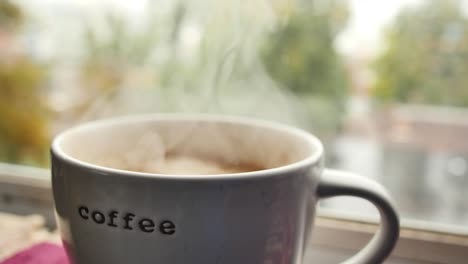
[1,243,69,264]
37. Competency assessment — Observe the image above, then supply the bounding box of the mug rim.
[51,114,324,180]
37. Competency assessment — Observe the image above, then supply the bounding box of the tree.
[0,0,23,30]
[373,0,468,107]
[67,2,187,120]
[0,1,49,165]
[260,0,349,134]
[261,0,348,98]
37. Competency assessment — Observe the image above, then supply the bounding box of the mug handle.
[317,169,400,264]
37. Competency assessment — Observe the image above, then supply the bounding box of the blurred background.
[1,0,468,230]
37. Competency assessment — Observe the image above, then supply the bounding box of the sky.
[336,0,423,56]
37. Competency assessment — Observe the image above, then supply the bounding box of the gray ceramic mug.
[51,114,399,264]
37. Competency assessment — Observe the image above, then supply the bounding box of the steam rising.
[64,0,313,174]
[77,0,311,129]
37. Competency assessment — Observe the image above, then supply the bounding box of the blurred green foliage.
[0,59,48,165]
[0,0,23,30]
[261,0,348,97]
[260,0,349,135]
[0,0,49,166]
[373,0,468,107]
[78,2,186,116]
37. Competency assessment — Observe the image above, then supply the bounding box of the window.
[1,0,468,262]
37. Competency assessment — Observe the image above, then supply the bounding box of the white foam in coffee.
[95,131,260,175]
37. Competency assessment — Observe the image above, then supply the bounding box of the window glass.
[1,0,467,229]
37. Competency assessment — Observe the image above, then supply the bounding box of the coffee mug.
[51,114,399,264]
